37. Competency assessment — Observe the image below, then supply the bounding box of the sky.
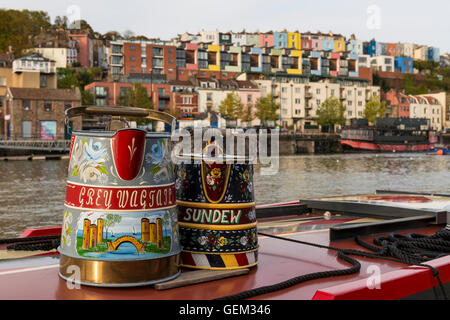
[2,0,449,53]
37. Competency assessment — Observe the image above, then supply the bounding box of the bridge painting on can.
[72,210,174,258]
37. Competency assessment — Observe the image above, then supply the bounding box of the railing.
[0,139,71,152]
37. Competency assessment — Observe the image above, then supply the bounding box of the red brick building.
[84,80,173,112]
[384,89,411,118]
[4,87,81,139]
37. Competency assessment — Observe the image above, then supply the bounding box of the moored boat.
[340,118,437,152]
[0,192,449,301]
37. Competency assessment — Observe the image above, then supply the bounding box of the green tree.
[81,90,94,105]
[104,214,122,240]
[119,83,154,125]
[0,9,51,56]
[219,92,244,123]
[363,95,386,123]
[240,102,255,127]
[403,74,427,95]
[255,94,280,126]
[316,97,346,132]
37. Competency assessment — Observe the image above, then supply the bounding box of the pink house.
[69,33,93,67]
[311,39,323,51]
[259,32,274,48]
[236,80,261,126]
[185,43,198,70]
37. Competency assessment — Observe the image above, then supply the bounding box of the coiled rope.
[215,228,450,300]
[0,235,60,252]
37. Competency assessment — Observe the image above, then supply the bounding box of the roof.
[16,53,54,63]
[8,87,80,101]
[236,80,258,89]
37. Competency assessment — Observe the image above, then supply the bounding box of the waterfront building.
[253,76,380,131]
[4,87,81,139]
[408,95,443,131]
[197,78,260,126]
[384,89,411,118]
[169,79,199,119]
[425,92,450,129]
[84,74,172,112]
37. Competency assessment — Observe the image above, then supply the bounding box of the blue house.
[394,57,413,74]
[427,47,440,62]
[323,39,334,51]
[273,32,288,49]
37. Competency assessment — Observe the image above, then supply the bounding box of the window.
[22,121,31,138]
[207,93,212,101]
[358,101,363,106]
[330,89,335,96]
[64,102,72,111]
[348,111,352,116]
[22,100,31,111]
[130,56,136,61]
[153,47,163,56]
[358,91,362,96]
[247,95,252,102]
[316,88,320,94]
[281,87,287,93]
[295,98,301,104]
[168,48,173,53]
[130,45,135,51]
[44,101,52,112]
[316,99,321,105]
[348,101,352,106]
[40,75,47,88]
[130,66,136,72]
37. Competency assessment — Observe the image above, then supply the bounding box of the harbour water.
[0,153,449,237]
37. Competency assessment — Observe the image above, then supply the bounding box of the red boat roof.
[0,221,447,300]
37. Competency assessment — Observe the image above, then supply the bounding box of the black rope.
[215,229,450,300]
[0,235,60,251]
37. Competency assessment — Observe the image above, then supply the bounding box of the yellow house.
[334,38,346,52]
[286,50,302,74]
[288,32,301,50]
[207,45,221,72]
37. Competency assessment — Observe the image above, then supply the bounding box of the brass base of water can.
[58,253,180,287]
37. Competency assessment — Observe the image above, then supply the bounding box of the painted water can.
[58,106,181,287]
[175,143,258,270]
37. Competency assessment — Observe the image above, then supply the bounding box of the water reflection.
[0,153,449,237]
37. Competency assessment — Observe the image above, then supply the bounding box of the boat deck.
[0,218,447,300]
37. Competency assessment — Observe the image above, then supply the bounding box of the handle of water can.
[65,105,177,129]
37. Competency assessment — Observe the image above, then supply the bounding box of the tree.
[363,95,386,124]
[255,94,280,126]
[123,29,135,40]
[104,214,122,240]
[82,90,94,105]
[0,9,51,56]
[240,102,255,127]
[119,83,154,125]
[219,92,244,123]
[316,97,346,132]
